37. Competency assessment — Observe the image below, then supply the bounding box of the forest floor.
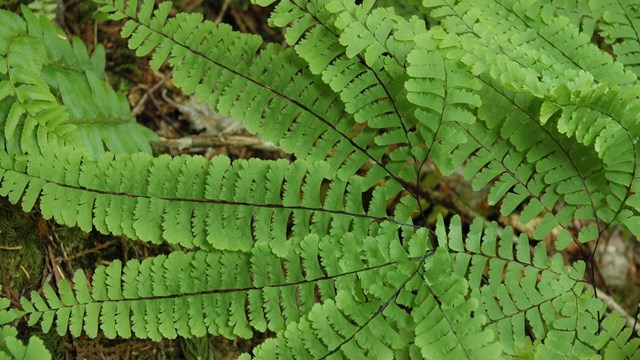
[0,0,639,359]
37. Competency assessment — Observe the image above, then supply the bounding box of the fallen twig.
[214,0,231,24]
[151,135,281,152]
[132,72,173,116]
[60,239,119,261]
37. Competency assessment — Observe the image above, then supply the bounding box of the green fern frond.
[246,228,496,359]
[405,29,481,175]
[27,0,57,21]
[94,0,404,186]
[258,0,422,181]
[425,0,636,91]
[308,1,596,248]
[454,79,608,247]
[0,8,156,158]
[531,284,635,359]
[22,7,157,157]
[413,246,501,359]
[18,226,427,343]
[539,81,640,239]
[443,216,576,355]
[422,0,640,242]
[1,1,639,358]
[55,69,157,157]
[21,250,259,340]
[0,289,51,360]
[432,215,640,359]
[0,147,418,253]
[537,0,596,36]
[327,0,447,176]
[0,9,75,155]
[591,0,640,77]
[597,311,640,359]
[374,0,427,19]
[350,8,596,246]
[0,326,51,360]
[249,290,419,359]
[327,0,404,68]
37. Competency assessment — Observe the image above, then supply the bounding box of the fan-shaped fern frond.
[246,223,502,359]
[25,8,157,157]
[427,0,637,90]
[439,216,575,355]
[456,78,611,248]
[1,1,639,359]
[405,30,481,175]
[342,12,594,248]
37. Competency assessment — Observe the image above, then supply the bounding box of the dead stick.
[151,135,281,152]
[214,0,231,24]
[132,72,173,116]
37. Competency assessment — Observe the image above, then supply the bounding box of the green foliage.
[0,0,639,359]
[0,325,51,360]
[0,7,157,158]
[373,0,427,20]
[27,0,58,20]
[591,0,640,77]
[0,287,51,360]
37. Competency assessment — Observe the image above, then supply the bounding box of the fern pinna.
[0,0,639,359]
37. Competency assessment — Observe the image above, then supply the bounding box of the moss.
[51,224,91,268]
[0,206,44,293]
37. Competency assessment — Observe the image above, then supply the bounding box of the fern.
[27,0,57,21]
[0,147,420,255]
[422,0,640,247]
[372,1,427,20]
[98,0,383,178]
[0,287,51,360]
[591,0,640,77]
[0,0,639,359]
[0,8,156,158]
[0,325,51,359]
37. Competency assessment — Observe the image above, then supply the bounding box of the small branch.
[19,265,30,280]
[0,245,21,250]
[214,0,231,24]
[132,72,172,116]
[151,135,281,152]
[58,239,119,261]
